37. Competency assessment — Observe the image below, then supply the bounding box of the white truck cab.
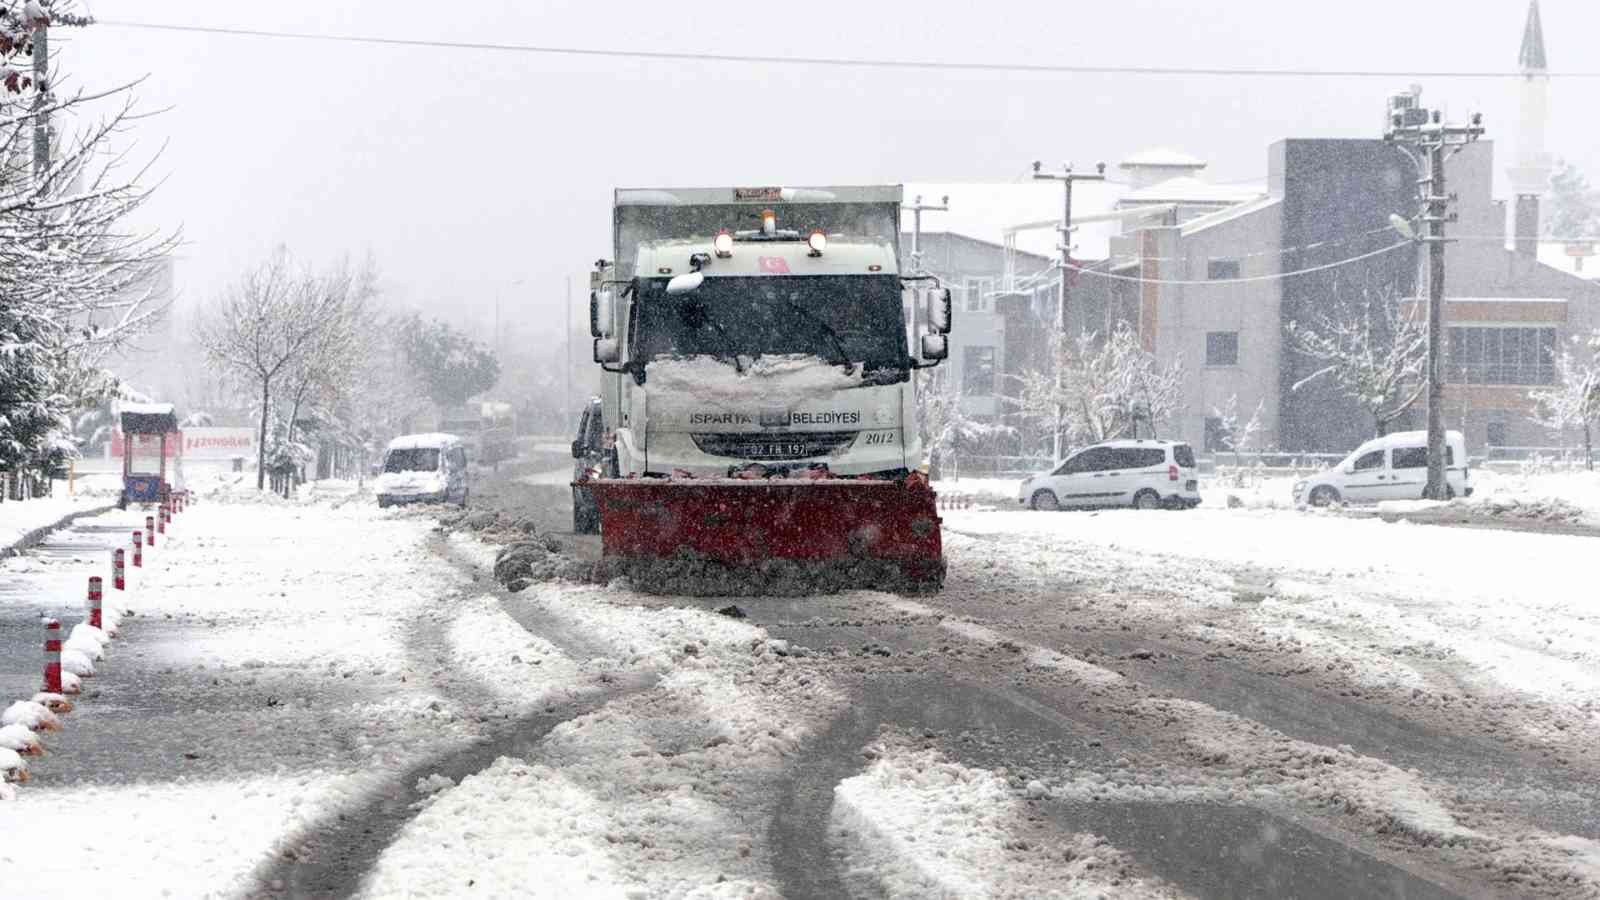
[1294,430,1472,507]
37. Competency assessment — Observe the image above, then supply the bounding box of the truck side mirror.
[594,337,621,364]
[571,439,584,459]
[925,287,952,334]
[920,333,948,362]
[590,290,615,339]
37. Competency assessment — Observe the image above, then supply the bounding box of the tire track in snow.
[245,535,656,898]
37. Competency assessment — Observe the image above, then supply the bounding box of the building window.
[962,345,996,395]
[964,278,993,313]
[1486,421,1508,448]
[1204,416,1229,453]
[1445,326,1556,385]
[1205,331,1239,366]
[1207,259,1241,280]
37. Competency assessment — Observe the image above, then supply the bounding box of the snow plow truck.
[581,185,954,595]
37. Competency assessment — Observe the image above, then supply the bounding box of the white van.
[1018,439,1201,510]
[376,433,469,508]
[1294,430,1471,507]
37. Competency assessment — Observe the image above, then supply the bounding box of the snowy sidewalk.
[0,492,115,555]
[0,494,481,897]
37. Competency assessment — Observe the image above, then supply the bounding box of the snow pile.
[439,593,588,716]
[645,353,861,411]
[832,741,1177,899]
[0,492,99,552]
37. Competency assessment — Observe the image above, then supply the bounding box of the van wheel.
[1444,486,1455,500]
[1309,486,1341,507]
[377,497,390,509]
[1133,489,1162,511]
[1030,490,1060,511]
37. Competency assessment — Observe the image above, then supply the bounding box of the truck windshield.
[633,274,909,381]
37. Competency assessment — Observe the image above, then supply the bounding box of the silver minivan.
[1018,439,1201,511]
[375,433,470,508]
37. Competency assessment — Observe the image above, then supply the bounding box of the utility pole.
[903,194,950,276]
[1384,88,1484,499]
[1032,160,1106,461]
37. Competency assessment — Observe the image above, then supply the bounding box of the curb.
[0,503,118,560]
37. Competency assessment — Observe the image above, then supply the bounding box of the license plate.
[1185,480,1198,490]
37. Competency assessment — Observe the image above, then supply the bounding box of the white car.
[375,433,470,508]
[1293,430,1472,507]
[1018,439,1201,511]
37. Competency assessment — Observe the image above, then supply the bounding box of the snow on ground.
[519,467,573,487]
[831,738,1179,899]
[943,504,1600,712]
[0,491,108,551]
[0,489,482,898]
[362,554,846,899]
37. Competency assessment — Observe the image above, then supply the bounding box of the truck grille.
[691,431,857,460]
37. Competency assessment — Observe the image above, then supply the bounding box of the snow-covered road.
[2,471,1597,898]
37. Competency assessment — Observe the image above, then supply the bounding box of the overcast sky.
[60,0,1600,340]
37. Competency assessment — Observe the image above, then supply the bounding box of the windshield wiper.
[784,299,854,371]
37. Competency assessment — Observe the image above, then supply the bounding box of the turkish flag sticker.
[758,256,791,274]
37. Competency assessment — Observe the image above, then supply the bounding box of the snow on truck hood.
[644,354,889,432]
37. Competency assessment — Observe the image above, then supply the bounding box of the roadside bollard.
[43,619,62,694]
[87,577,103,630]
[132,531,143,567]
[157,507,166,535]
[113,548,125,590]
[146,516,156,548]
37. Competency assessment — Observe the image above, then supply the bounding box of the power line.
[93,19,1600,79]
[1063,240,1411,286]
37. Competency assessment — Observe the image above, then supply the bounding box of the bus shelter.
[119,403,178,508]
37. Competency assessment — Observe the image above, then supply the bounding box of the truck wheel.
[1030,489,1060,511]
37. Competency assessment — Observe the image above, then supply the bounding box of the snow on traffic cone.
[0,724,44,757]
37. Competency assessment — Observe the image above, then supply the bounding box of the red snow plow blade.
[588,477,945,596]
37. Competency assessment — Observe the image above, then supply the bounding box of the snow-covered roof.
[1121,176,1265,206]
[1534,241,1600,282]
[118,402,175,416]
[386,432,462,450]
[904,181,1125,261]
[1119,148,1207,170]
[1180,194,1283,237]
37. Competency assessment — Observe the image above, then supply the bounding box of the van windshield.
[385,448,440,473]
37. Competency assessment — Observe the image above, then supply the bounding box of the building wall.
[1164,203,1284,451]
[1277,138,1422,452]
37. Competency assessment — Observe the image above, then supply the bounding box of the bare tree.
[1010,325,1184,453]
[195,250,347,490]
[1530,331,1600,470]
[0,2,175,473]
[1286,282,1426,438]
[1210,392,1266,482]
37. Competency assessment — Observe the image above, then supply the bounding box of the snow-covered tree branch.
[1007,325,1184,454]
[1529,331,1600,471]
[1286,280,1425,438]
[0,1,175,476]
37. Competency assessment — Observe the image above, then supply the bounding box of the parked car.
[570,397,608,533]
[1294,430,1471,507]
[1017,439,1200,511]
[375,433,469,508]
